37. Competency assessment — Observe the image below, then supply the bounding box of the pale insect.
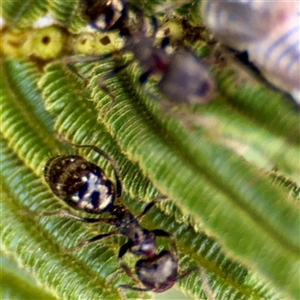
[201,0,300,105]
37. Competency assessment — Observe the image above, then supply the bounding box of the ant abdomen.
[44,155,115,213]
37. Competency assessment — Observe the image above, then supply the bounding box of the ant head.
[44,155,115,213]
[135,250,178,293]
[82,0,127,32]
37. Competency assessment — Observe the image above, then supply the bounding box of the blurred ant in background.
[69,0,215,105]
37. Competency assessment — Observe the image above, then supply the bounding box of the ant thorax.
[111,205,157,257]
[44,155,115,213]
[123,30,170,73]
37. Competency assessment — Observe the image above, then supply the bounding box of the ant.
[70,0,215,105]
[43,139,196,294]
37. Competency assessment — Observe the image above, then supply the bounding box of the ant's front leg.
[151,229,178,260]
[117,241,140,285]
[117,241,149,298]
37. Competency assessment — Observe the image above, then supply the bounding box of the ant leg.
[135,195,168,221]
[41,209,120,225]
[139,69,152,85]
[99,59,133,83]
[161,37,170,49]
[117,241,140,283]
[151,229,179,261]
[63,53,119,84]
[150,16,158,38]
[97,58,134,113]
[117,241,147,296]
[40,209,103,223]
[118,284,149,300]
[152,231,199,285]
[118,285,149,292]
[40,209,120,251]
[118,242,148,299]
[66,229,118,252]
[54,134,122,199]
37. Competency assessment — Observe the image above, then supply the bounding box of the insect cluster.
[201,0,300,104]
[78,0,216,104]
[44,142,195,294]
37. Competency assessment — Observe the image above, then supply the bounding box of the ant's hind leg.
[40,209,102,223]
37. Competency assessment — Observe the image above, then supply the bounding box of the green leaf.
[1,1,299,299]
[0,252,57,300]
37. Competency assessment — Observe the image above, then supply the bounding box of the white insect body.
[202,0,300,104]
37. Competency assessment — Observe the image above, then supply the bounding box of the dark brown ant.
[71,0,215,105]
[43,140,196,294]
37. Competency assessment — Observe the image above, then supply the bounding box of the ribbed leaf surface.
[1,0,299,299]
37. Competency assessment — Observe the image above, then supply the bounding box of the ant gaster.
[43,141,195,293]
[74,0,215,104]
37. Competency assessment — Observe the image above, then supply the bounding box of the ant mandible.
[43,139,196,294]
[71,0,215,105]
